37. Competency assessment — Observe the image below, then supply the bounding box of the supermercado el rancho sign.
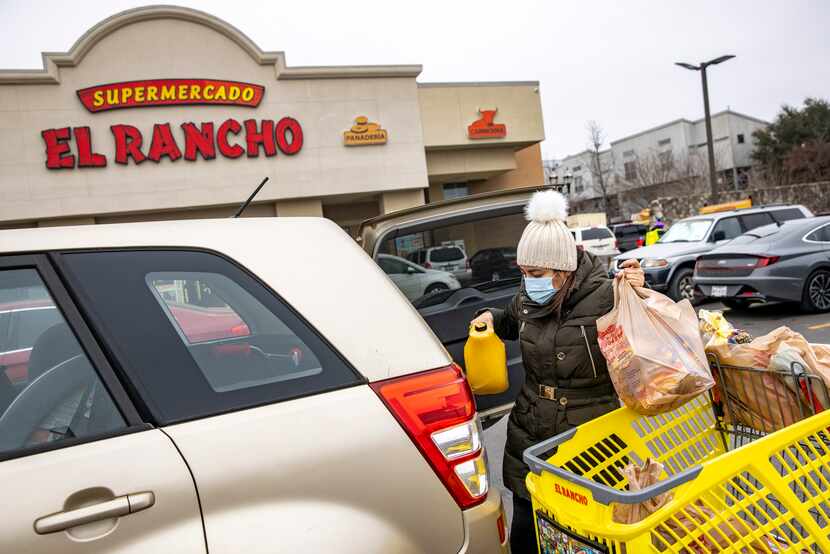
[41,79,302,169]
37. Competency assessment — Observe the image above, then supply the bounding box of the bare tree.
[615,149,714,218]
[586,121,611,213]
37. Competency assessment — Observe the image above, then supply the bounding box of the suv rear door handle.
[34,491,155,534]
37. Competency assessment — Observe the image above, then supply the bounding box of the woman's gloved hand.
[616,258,645,288]
[471,311,494,329]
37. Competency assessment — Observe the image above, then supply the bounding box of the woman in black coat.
[472,191,643,553]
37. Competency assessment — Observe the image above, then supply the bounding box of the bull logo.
[467,108,507,139]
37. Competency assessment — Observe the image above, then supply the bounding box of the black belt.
[537,384,616,406]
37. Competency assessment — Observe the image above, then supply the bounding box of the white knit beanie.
[516,190,578,271]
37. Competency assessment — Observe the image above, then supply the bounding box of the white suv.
[571,225,620,262]
[0,219,506,553]
[408,246,469,276]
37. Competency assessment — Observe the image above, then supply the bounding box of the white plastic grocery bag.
[597,279,714,415]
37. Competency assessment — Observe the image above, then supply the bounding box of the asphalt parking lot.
[482,300,830,523]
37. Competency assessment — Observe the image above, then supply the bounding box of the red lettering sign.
[468,108,507,139]
[42,127,75,169]
[77,79,265,113]
[41,117,304,169]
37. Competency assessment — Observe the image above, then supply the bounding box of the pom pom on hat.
[525,189,569,223]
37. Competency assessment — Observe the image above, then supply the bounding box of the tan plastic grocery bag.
[708,326,830,386]
[597,279,713,415]
[707,327,830,430]
[613,459,790,552]
[612,458,672,524]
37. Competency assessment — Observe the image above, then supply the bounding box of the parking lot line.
[808,322,830,330]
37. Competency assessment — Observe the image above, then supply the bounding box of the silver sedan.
[694,216,830,312]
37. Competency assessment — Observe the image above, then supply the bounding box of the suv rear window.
[59,250,362,424]
[376,210,527,300]
[771,208,806,223]
[614,225,645,237]
[430,247,464,262]
[740,212,774,232]
[581,228,613,240]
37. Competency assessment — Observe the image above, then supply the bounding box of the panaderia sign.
[41,78,302,169]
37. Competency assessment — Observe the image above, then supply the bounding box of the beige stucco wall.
[418,83,544,150]
[0,12,428,224]
[471,144,545,194]
[425,147,517,184]
[428,144,545,203]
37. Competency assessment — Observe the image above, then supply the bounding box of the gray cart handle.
[523,428,702,506]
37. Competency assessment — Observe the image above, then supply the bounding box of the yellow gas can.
[464,323,508,395]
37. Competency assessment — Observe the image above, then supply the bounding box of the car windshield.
[660,219,712,243]
[430,247,464,262]
[581,228,613,240]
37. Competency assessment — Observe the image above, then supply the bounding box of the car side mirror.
[712,231,726,242]
[407,266,418,274]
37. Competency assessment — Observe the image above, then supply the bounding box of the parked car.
[613,204,812,301]
[407,246,469,278]
[376,254,461,300]
[612,222,648,253]
[0,299,61,387]
[694,215,830,312]
[469,247,520,282]
[361,186,553,424]
[571,225,620,269]
[0,219,506,554]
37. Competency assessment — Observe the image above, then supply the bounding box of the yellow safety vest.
[645,229,661,246]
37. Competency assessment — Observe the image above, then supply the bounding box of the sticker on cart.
[535,511,608,554]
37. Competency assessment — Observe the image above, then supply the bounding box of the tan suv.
[0,219,507,553]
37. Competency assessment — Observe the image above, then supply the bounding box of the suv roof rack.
[733,202,790,212]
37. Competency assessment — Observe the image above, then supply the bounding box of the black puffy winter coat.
[490,250,619,500]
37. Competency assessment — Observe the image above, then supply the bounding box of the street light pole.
[675,55,735,195]
[700,65,718,196]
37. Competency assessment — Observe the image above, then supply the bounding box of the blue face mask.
[524,276,558,305]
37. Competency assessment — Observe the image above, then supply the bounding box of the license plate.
[536,511,608,553]
[711,285,728,297]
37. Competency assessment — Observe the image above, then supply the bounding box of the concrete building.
[0,6,546,234]
[610,110,768,191]
[548,110,768,212]
[550,149,613,203]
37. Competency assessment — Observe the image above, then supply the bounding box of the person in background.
[470,190,644,553]
[645,217,666,246]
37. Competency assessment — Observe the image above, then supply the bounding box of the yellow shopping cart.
[524,357,830,553]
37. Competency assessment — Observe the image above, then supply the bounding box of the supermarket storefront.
[0,6,545,235]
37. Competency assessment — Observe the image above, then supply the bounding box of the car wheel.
[425,282,450,295]
[721,298,752,311]
[801,270,830,312]
[669,268,696,303]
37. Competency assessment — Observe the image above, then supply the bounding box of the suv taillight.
[370,365,488,509]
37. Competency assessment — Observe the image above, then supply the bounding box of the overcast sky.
[2,1,828,160]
